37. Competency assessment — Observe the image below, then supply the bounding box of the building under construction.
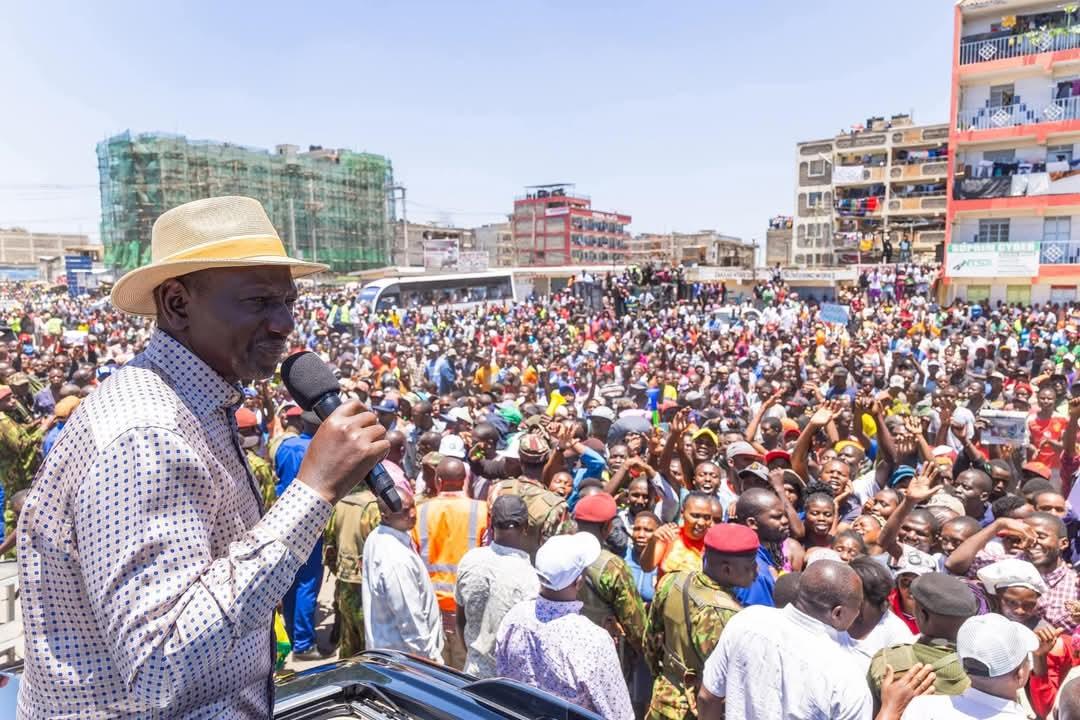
[97,131,395,274]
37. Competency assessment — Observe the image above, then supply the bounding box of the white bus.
[357,271,518,312]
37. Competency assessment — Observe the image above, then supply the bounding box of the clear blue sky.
[0,0,953,249]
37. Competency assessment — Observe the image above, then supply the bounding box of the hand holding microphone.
[282,352,398,509]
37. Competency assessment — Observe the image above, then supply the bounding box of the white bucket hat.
[111,196,327,316]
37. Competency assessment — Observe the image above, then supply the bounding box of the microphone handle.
[310,392,402,513]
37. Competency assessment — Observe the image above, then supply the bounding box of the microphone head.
[281,351,340,411]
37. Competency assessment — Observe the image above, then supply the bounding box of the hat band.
[157,235,288,263]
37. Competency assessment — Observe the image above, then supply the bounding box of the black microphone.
[280,351,402,512]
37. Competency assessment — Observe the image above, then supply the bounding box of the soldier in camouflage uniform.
[645,524,760,720]
[573,492,647,656]
[236,408,277,509]
[488,434,574,559]
[323,487,381,658]
[867,572,977,705]
[4,373,37,425]
[0,384,44,528]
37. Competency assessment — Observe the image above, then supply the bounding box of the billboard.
[423,250,489,272]
[946,242,1039,278]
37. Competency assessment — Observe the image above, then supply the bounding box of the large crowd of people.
[6,256,1080,719]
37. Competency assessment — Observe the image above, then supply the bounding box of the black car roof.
[274,650,603,720]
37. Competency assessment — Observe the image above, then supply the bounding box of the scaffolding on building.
[97,131,395,274]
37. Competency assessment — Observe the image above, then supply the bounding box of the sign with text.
[819,303,851,325]
[946,242,1039,278]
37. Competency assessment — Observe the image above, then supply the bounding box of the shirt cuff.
[257,481,333,562]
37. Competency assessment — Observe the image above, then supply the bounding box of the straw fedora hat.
[111,196,327,316]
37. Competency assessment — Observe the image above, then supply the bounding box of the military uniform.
[645,571,742,720]
[323,489,381,658]
[245,449,277,510]
[578,547,648,655]
[488,477,574,558]
[0,410,42,517]
[867,638,970,705]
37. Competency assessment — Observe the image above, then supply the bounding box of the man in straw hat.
[16,196,390,718]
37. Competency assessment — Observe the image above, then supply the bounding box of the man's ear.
[154,277,195,333]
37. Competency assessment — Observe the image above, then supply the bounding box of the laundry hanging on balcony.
[954,177,1012,199]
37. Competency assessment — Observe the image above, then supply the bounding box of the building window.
[983,149,1016,164]
[989,84,1015,108]
[1050,286,1077,304]
[1047,145,1074,164]
[808,191,823,208]
[809,159,826,177]
[966,285,991,303]
[1006,285,1031,305]
[977,219,1010,243]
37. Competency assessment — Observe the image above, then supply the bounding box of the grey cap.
[910,572,978,618]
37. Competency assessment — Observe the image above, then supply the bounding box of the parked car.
[274,650,604,719]
[1,651,605,719]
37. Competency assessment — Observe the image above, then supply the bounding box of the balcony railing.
[1041,240,1080,264]
[887,195,948,212]
[960,28,1080,66]
[957,96,1080,131]
[890,163,949,180]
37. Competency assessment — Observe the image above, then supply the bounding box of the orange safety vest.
[412,494,488,612]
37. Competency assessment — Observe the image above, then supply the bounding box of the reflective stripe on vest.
[416,496,487,612]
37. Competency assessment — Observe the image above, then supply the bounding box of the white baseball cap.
[957,613,1038,678]
[534,533,601,591]
[438,435,467,459]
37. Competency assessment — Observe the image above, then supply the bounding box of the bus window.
[358,286,380,307]
[375,291,399,311]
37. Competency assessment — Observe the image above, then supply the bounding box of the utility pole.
[386,184,407,267]
[288,198,298,257]
[305,178,324,282]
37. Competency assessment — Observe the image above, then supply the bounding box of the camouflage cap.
[517,433,551,464]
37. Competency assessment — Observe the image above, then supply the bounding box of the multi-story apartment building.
[947,0,1080,305]
[510,184,630,266]
[794,116,949,267]
[766,216,793,266]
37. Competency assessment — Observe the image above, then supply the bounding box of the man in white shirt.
[455,496,539,678]
[901,613,1037,719]
[496,533,634,720]
[697,559,872,720]
[362,492,444,661]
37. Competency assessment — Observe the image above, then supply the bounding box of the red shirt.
[1029,633,1075,719]
[887,588,920,635]
[1029,414,1068,469]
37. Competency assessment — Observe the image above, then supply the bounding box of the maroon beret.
[704,523,759,555]
[573,492,618,523]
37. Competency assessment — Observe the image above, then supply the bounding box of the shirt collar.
[783,604,842,643]
[490,542,530,560]
[534,596,583,621]
[960,687,1025,713]
[1043,561,1073,587]
[377,524,416,550]
[143,330,242,417]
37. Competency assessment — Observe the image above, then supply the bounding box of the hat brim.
[111,255,328,316]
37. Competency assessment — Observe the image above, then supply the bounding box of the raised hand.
[1033,626,1063,657]
[905,465,944,504]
